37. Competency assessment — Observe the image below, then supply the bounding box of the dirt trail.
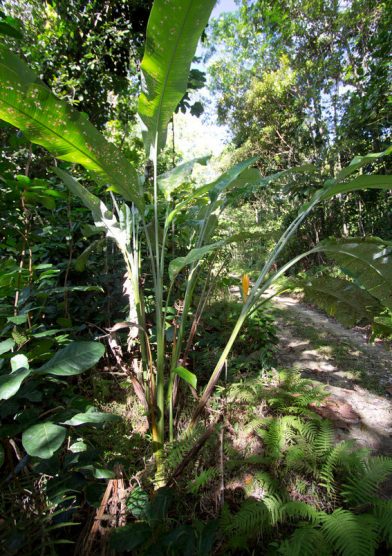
[273,294,392,455]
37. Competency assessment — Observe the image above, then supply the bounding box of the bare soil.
[272,294,392,455]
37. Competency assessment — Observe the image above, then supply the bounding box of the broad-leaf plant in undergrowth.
[0,0,391,491]
[0,338,117,464]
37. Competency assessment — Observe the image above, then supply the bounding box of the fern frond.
[224,440,242,459]
[341,456,392,506]
[319,441,357,494]
[320,509,379,556]
[313,420,334,456]
[223,499,271,536]
[257,418,283,460]
[258,415,305,460]
[244,416,269,435]
[228,378,267,403]
[252,471,278,496]
[277,524,330,556]
[163,424,205,477]
[285,443,319,476]
[187,467,219,494]
[285,406,323,419]
[300,420,320,443]
[263,494,285,526]
[281,501,321,525]
[373,500,392,545]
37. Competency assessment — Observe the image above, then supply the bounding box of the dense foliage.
[0,0,391,554]
[208,0,391,271]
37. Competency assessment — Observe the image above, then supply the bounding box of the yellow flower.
[242,274,250,302]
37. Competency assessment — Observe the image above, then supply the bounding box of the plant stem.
[152,138,165,480]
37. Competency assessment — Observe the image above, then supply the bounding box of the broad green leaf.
[168,232,252,280]
[373,315,392,335]
[92,467,116,479]
[52,167,101,216]
[173,366,197,389]
[322,175,392,200]
[0,46,143,210]
[207,156,258,201]
[80,465,115,479]
[7,314,28,325]
[10,353,29,372]
[53,168,128,248]
[0,368,30,400]
[228,168,262,190]
[36,341,105,376]
[22,422,66,459]
[75,239,106,271]
[110,523,151,552]
[158,156,210,199]
[47,285,104,294]
[62,411,120,426]
[167,157,258,224]
[203,213,219,244]
[138,0,216,156]
[303,276,381,327]
[169,243,222,280]
[32,329,65,338]
[168,241,221,281]
[228,163,316,200]
[332,147,392,183]
[0,15,23,40]
[126,486,150,519]
[317,237,392,309]
[0,338,15,355]
[69,440,88,453]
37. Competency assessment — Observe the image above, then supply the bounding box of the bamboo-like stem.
[151,139,165,480]
[169,200,217,371]
[182,257,227,366]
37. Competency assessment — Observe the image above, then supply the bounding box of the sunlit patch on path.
[273,294,392,455]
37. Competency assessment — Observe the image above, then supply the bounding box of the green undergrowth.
[109,368,392,555]
[191,300,278,381]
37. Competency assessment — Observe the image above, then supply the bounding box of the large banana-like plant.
[0,0,391,481]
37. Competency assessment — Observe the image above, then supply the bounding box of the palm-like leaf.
[322,174,392,200]
[316,237,392,310]
[303,276,382,327]
[138,0,216,156]
[158,155,210,199]
[0,46,143,210]
[329,147,392,183]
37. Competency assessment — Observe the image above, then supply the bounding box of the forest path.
[272,294,392,455]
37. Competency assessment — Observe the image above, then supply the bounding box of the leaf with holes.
[316,237,392,310]
[303,276,382,327]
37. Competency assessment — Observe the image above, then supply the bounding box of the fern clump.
[187,467,219,494]
[219,368,392,554]
[341,456,392,506]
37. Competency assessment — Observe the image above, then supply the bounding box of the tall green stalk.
[151,139,166,475]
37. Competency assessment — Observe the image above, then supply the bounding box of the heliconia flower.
[242,274,250,302]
